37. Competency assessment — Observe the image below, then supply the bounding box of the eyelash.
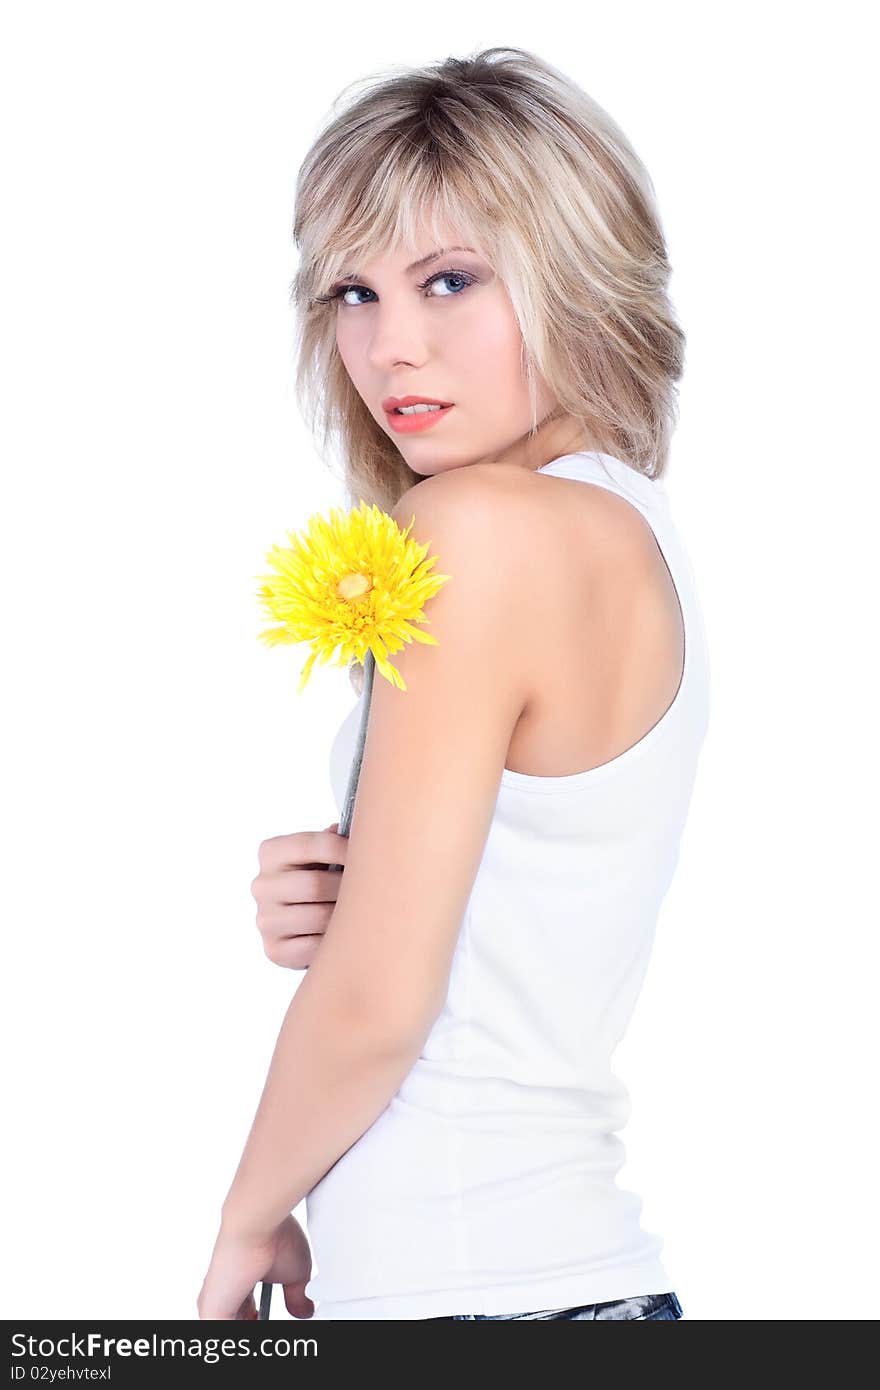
[314,268,477,307]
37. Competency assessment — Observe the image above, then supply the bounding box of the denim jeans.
[425,1291,683,1320]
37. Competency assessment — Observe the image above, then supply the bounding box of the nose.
[365,294,429,373]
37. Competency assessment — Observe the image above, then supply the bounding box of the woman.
[198,46,709,1322]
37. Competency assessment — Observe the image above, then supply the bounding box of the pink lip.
[384,403,455,434]
[382,395,453,410]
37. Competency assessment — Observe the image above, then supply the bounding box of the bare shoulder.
[390,464,546,596]
[388,461,682,774]
[391,461,530,530]
[394,460,664,573]
[391,461,671,624]
[526,465,670,570]
[388,466,544,712]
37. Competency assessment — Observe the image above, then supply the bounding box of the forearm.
[219,964,418,1242]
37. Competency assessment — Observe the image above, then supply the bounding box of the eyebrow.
[338,246,479,280]
[405,245,478,272]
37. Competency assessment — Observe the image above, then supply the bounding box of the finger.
[300,828,344,866]
[283,1281,316,1319]
[261,869,343,904]
[259,829,339,872]
[282,867,345,902]
[263,935,321,970]
[261,866,337,903]
[260,902,334,934]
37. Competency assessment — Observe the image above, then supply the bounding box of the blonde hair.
[290,46,685,511]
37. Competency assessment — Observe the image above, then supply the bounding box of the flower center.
[336,571,373,602]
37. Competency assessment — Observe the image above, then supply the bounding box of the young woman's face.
[332,223,561,477]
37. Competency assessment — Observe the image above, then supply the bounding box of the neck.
[489,412,601,474]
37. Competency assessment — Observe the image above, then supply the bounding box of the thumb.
[284,1283,316,1319]
[326,821,339,832]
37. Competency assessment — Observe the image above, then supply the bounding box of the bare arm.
[220,466,533,1241]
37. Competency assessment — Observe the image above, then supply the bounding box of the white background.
[2,1,877,1322]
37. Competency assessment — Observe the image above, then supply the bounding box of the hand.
[251,823,348,970]
[197,1214,316,1320]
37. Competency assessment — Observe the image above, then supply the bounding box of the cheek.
[456,300,528,400]
[335,316,361,375]
[335,317,349,366]
[335,333,370,402]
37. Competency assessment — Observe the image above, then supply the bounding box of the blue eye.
[418,270,474,298]
[315,268,477,307]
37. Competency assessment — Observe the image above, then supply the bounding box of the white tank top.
[304,451,712,1319]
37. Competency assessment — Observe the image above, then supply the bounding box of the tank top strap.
[536,451,669,511]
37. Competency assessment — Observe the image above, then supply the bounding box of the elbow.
[304,944,441,1060]
[344,994,433,1062]
[338,975,442,1062]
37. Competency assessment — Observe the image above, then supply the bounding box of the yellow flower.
[255,501,451,693]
